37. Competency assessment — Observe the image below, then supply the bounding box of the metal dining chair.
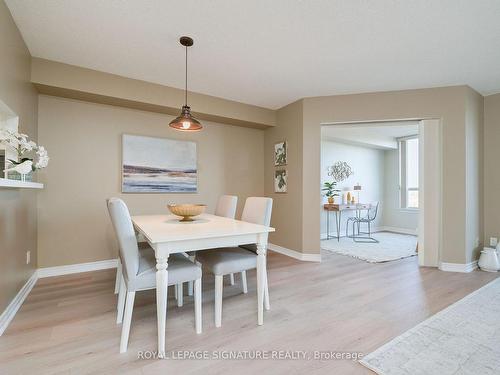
[348,201,380,243]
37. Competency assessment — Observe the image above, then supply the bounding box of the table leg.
[256,236,267,326]
[326,209,330,239]
[336,211,341,241]
[156,254,169,359]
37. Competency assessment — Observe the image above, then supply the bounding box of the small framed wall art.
[274,169,287,193]
[274,141,287,166]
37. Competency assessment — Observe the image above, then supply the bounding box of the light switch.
[490,237,498,247]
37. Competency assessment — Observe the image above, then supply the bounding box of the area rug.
[360,277,500,374]
[321,232,417,263]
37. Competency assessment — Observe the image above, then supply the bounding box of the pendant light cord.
[185,45,188,106]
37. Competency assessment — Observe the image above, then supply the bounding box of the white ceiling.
[322,121,419,149]
[6,0,500,109]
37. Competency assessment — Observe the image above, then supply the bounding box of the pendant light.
[169,36,202,131]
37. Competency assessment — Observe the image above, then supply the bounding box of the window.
[399,137,419,209]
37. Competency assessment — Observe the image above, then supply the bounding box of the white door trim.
[418,119,442,267]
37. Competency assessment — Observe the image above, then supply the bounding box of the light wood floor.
[1,251,497,375]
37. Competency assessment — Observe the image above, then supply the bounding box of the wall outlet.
[26,251,30,265]
[490,237,498,247]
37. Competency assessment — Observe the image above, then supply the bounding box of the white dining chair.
[107,198,202,353]
[114,243,152,294]
[186,195,238,295]
[196,197,272,327]
[215,195,238,284]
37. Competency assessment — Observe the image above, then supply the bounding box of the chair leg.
[116,276,126,323]
[241,270,248,294]
[177,283,183,307]
[114,261,122,294]
[188,255,195,296]
[229,273,235,285]
[264,271,270,311]
[119,290,136,353]
[214,275,223,328]
[194,278,202,334]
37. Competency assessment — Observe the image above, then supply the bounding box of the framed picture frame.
[274,141,287,166]
[122,134,197,193]
[274,169,287,193]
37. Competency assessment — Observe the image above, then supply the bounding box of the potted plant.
[322,181,340,204]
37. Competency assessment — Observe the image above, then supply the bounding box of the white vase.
[478,247,500,272]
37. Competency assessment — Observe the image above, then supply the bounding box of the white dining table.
[131,213,275,358]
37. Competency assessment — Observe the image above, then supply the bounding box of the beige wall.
[0,0,38,312]
[484,93,500,247]
[300,86,476,263]
[32,58,276,129]
[264,100,303,251]
[37,95,264,267]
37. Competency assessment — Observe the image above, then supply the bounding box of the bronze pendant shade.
[169,105,202,131]
[169,36,203,131]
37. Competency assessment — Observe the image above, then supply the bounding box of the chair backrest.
[107,198,140,281]
[241,197,273,227]
[368,201,380,221]
[215,195,238,219]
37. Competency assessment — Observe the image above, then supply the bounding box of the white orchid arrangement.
[327,161,353,182]
[0,129,49,171]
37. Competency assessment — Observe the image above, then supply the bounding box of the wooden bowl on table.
[167,204,206,222]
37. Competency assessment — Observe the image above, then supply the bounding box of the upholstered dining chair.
[215,195,239,284]
[107,198,202,353]
[196,197,272,327]
[186,195,238,296]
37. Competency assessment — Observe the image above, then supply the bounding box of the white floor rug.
[360,277,500,375]
[321,232,417,263]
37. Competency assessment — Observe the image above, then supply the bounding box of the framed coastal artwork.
[274,141,287,166]
[122,134,197,193]
[274,169,287,193]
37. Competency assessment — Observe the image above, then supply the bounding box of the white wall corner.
[268,243,321,262]
[37,258,118,278]
[438,261,478,273]
[0,270,38,336]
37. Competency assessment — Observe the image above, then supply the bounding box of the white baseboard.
[37,258,118,278]
[379,226,418,235]
[1,259,119,335]
[0,270,38,336]
[268,243,321,262]
[439,261,478,273]
[321,226,417,240]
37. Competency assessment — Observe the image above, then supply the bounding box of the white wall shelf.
[0,178,43,189]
